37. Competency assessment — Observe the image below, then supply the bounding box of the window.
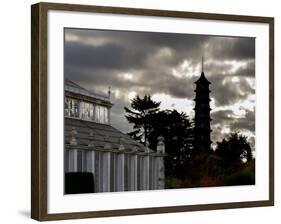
[65,98,79,118]
[71,99,79,117]
[64,98,71,117]
[104,107,109,124]
[79,102,94,120]
[95,105,109,124]
[95,105,100,122]
[65,97,109,124]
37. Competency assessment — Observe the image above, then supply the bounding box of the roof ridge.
[65,79,87,90]
[65,79,110,100]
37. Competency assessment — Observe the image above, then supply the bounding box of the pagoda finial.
[201,56,204,73]
[108,86,111,99]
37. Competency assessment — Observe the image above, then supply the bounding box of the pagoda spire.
[193,58,212,153]
[202,56,204,73]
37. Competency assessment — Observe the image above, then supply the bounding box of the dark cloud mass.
[206,37,255,61]
[65,42,148,70]
[64,28,255,149]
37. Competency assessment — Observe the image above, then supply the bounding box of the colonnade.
[65,129,165,192]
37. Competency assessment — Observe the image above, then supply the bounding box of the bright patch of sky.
[152,93,194,117]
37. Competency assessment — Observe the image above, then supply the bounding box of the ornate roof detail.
[70,127,78,145]
[118,136,125,151]
[88,130,95,147]
[104,136,111,150]
[157,136,165,154]
[145,140,150,152]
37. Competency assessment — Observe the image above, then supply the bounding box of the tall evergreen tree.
[147,109,194,179]
[124,95,160,144]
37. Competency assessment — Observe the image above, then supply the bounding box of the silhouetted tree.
[147,110,194,180]
[186,132,254,187]
[216,132,253,175]
[124,95,160,144]
[124,96,194,182]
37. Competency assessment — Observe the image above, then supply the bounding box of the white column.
[98,151,103,192]
[154,157,160,190]
[113,153,118,191]
[82,150,87,172]
[94,151,100,192]
[68,149,78,172]
[129,154,138,191]
[68,127,78,172]
[140,155,149,190]
[156,136,165,189]
[156,156,165,189]
[145,156,150,190]
[86,150,98,192]
[86,150,95,174]
[116,153,125,191]
[150,156,157,190]
[138,156,143,190]
[101,151,111,192]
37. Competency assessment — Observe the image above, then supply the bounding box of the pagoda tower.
[193,57,212,152]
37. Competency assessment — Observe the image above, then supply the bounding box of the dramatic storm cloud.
[64,28,255,149]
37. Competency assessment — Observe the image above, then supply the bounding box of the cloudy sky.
[64,28,255,149]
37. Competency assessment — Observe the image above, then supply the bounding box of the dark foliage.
[124,95,161,144]
[124,95,194,180]
[124,95,255,188]
[216,132,253,174]
[187,132,255,187]
[224,159,255,185]
[147,110,194,179]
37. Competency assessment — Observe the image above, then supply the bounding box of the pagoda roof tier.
[193,98,212,101]
[194,89,211,93]
[194,72,211,84]
[193,107,212,111]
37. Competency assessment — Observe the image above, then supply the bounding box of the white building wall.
[65,147,165,193]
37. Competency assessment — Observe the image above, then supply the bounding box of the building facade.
[64,80,165,193]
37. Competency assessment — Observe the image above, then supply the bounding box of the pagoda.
[193,57,212,152]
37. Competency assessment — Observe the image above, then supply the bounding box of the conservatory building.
[64,80,166,193]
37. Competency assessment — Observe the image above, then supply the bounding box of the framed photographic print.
[31,2,274,221]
